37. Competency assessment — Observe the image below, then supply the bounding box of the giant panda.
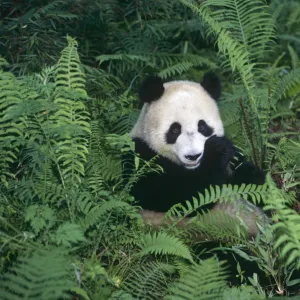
[128,72,266,238]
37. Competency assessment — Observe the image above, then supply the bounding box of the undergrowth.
[0,0,300,299]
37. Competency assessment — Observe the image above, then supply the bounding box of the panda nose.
[185,153,201,161]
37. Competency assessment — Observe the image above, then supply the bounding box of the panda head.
[131,72,224,170]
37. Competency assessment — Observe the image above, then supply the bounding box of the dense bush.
[0,0,299,299]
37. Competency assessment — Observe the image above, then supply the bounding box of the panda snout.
[185,153,202,161]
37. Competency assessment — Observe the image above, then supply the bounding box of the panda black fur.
[129,73,266,237]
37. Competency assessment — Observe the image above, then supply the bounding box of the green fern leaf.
[164,257,227,300]
[122,262,176,300]
[167,183,267,219]
[271,67,300,103]
[139,232,193,262]
[25,204,56,235]
[0,247,76,299]
[264,175,300,268]
[202,0,275,60]
[53,222,86,247]
[223,285,264,300]
[180,0,257,104]
[0,58,24,184]
[51,36,90,185]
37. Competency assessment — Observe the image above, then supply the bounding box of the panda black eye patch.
[166,122,181,144]
[198,120,213,137]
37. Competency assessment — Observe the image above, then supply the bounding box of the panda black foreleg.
[204,135,265,186]
[231,160,265,186]
[201,135,235,185]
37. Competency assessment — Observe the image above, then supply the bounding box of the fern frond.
[0,247,76,299]
[76,195,133,229]
[0,57,9,68]
[85,124,125,192]
[31,0,71,20]
[0,59,24,184]
[167,183,267,219]
[223,285,264,300]
[138,232,193,262]
[180,0,257,103]
[271,67,300,104]
[264,175,300,268]
[163,184,267,244]
[203,0,275,61]
[271,138,300,171]
[51,36,90,185]
[158,54,217,79]
[97,53,216,78]
[187,210,249,243]
[122,262,176,300]
[164,257,227,300]
[111,111,140,135]
[53,222,86,247]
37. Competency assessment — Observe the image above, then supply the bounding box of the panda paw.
[205,135,235,169]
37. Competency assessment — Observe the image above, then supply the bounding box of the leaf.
[53,222,86,247]
[25,205,56,234]
[164,258,228,300]
[139,232,193,262]
[0,247,75,299]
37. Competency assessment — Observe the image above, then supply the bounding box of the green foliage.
[0,0,299,299]
[139,232,194,262]
[53,222,86,247]
[169,184,267,217]
[25,204,56,235]
[264,175,300,268]
[53,36,90,186]
[0,247,76,300]
[122,262,176,300]
[164,258,228,300]
[0,57,23,185]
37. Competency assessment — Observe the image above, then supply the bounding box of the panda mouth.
[184,161,201,169]
[183,156,203,169]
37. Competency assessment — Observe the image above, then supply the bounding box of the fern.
[138,232,194,262]
[97,53,216,79]
[52,36,90,186]
[271,67,300,104]
[272,138,300,171]
[164,257,227,300]
[85,124,125,193]
[0,58,24,185]
[25,204,56,235]
[167,183,267,220]
[79,197,134,230]
[53,222,86,247]
[0,247,76,299]
[264,175,300,268]
[122,262,176,300]
[223,285,265,300]
[180,0,256,99]
[202,0,275,61]
[158,54,217,79]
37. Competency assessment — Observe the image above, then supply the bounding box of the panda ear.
[200,72,221,101]
[139,75,165,103]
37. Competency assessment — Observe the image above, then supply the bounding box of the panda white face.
[131,76,224,169]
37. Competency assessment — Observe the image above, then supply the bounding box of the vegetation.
[0,0,300,298]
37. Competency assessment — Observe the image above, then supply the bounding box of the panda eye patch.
[166,122,181,144]
[198,120,213,137]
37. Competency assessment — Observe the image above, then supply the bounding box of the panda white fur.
[129,72,266,238]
